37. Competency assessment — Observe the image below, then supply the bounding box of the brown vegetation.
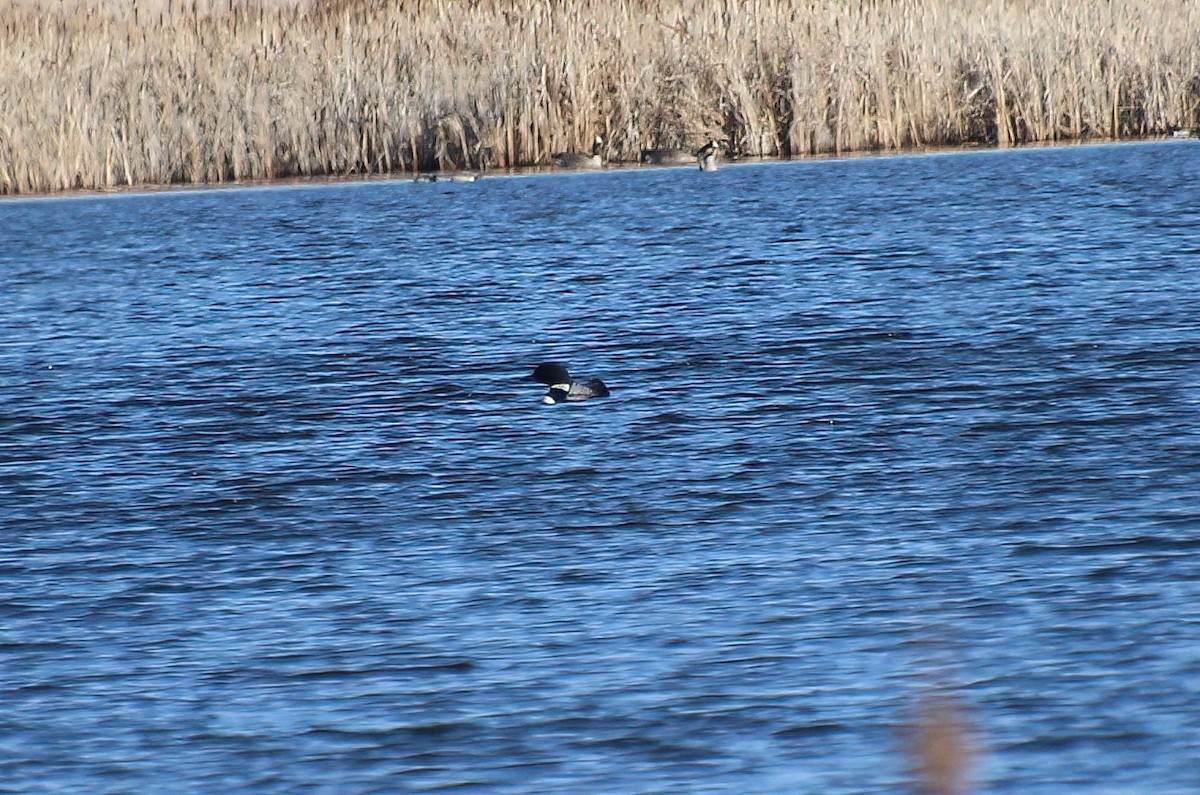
[2,0,1199,194]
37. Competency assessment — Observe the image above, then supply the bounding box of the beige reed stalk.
[1,0,1198,194]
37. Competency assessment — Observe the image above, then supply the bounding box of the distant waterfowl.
[529,362,610,404]
[696,139,721,172]
[413,172,481,183]
[552,136,604,169]
[640,148,695,166]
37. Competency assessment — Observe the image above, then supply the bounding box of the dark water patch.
[1009,535,1200,557]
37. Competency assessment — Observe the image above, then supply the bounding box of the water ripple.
[2,143,1199,793]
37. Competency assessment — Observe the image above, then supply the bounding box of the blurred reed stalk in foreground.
[2,0,1199,194]
[907,689,975,795]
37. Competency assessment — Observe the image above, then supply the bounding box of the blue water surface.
[2,141,1199,793]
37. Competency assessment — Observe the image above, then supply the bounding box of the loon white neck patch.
[543,385,571,404]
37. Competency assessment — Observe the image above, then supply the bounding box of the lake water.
[2,142,1199,793]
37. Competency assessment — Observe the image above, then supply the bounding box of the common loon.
[552,136,605,169]
[529,362,611,404]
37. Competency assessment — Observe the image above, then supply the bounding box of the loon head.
[530,362,571,386]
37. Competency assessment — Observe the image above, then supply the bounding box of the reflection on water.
[2,142,1199,793]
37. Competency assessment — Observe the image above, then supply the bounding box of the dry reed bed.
[2,0,1199,194]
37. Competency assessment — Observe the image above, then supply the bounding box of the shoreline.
[5,0,1198,197]
[3,136,1189,204]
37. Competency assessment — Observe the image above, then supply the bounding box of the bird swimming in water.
[640,147,695,166]
[529,362,611,404]
[552,136,605,169]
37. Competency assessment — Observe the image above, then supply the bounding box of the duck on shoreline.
[696,138,722,171]
[552,136,605,169]
[640,147,695,166]
[413,172,481,183]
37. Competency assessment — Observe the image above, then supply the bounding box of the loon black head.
[529,362,571,386]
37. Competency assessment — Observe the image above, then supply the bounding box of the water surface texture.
[3,142,1199,793]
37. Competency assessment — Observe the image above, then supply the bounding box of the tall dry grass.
[2,0,1199,194]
